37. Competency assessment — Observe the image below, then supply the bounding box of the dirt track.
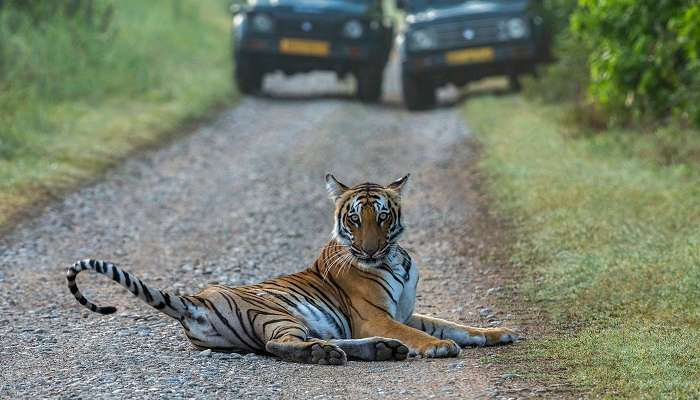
[0,60,530,399]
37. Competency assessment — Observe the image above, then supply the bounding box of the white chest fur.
[382,249,419,323]
[394,259,418,323]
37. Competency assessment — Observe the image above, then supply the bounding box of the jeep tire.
[356,66,384,103]
[402,72,436,111]
[508,74,522,92]
[235,55,263,95]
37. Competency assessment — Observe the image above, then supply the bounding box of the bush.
[534,0,578,37]
[524,31,590,104]
[523,0,589,104]
[572,1,700,127]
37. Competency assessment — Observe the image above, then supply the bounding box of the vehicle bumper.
[236,37,385,73]
[402,42,539,84]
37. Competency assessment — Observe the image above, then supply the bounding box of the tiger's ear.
[387,174,410,195]
[325,174,349,201]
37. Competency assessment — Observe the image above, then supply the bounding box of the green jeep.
[231,0,394,102]
[398,0,550,110]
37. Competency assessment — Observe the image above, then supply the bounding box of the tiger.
[67,174,519,365]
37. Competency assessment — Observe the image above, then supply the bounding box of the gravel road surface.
[0,60,526,399]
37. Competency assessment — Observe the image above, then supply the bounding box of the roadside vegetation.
[464,1,700,397]
[465,94,700,398]
[530,1,700,129]
[0,0,234,228]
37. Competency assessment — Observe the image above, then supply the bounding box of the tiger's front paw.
[483,327,521,346]
[374,338,408,361]
[415,339,460,358]
[310,342,347,365]
[266,339,347,366]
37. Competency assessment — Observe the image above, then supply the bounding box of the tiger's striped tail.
[66,259,186,320]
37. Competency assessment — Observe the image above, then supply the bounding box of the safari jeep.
[231,0,394,102]
[398,0,550,110]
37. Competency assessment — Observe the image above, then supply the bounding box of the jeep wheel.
[235,56,263,95]
[402,72,436,111]
[356,67,383,103]
[508,75,522,92]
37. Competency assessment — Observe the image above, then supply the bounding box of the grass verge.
[0,0,235,229]
[463,93,700,398]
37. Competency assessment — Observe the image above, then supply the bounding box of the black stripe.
[275,277,348,335]
[401,257,412,280]
[284,275,343,313]
[326,273,365,322]
[78,296,87,305]
[205,300,265,349]
[353,270,398,304]
[361,297,391,316]
[123,272,131,288]
[388,226,404,242]
[252,289,344,338]
[162,291,174,309]
[206,318,225,338]
[377,264,405,287]
[190,295,208,306]
[261,317,300,333]
[111,265,120,282]
[69,284,78,294]
[99,306,117,314]
[180,296,190,311]
[271,325,307,341]
[235,306,267,349]
[209,296,259,350]
[141,281,153,303]
[254,289,301,310]
[269,325,284,340]
[230,291,289,315]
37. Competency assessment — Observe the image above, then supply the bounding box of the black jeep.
[398,0,550,110]
[231,0,394,102]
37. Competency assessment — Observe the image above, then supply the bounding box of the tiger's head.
[325,174,409,267]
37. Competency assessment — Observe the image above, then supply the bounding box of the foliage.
[533,0,578,37]
[523,0,589,105]
[464,94,700,398]
[571,1,700,126]
[523,31,590,104]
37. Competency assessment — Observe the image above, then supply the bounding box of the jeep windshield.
[405,0,516,13]
[252,0,374,5]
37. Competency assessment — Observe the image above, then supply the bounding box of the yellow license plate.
[446,47,495,65]
[279,38,330,57]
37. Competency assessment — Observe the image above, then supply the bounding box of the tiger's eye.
[350,214,360,223]
[378,212,388,221]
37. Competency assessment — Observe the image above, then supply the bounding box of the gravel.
[0,58,526,399]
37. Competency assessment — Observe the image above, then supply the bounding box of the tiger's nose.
[363,242,380,256]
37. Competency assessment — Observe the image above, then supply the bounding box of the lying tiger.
[67,174,519,365]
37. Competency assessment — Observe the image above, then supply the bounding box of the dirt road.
[0,61,526,399]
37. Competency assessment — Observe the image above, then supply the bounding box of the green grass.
[464,93,700,398]
[0,0,235,227]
